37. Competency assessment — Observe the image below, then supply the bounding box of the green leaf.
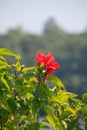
[18,99,29,115]
[22,66,37,73]
[26,122,40,130]
[71,98,82,106]
[0,89,3,98]
[15,54,21,61]
[0,108,9,116]
[0,65,7,69]
[59,111,72,120]
[0,108,9,124]
[40,123,50,129]
[66,92,77,98]
[82,105,87,116]
[46,114,60,130]
[7,98,17,114]
[67,117,78,130]
[1,77,10,90]
[47,76,65,89]
[26,92,34,99]
[38,84,50,99]
[43,105,61,130]
[82,93,87,102]
[61,121,67,130]
[15,61,21,71]
[31,99,41,115]
[0,56,10,69]
[0,48,16,56]
[44,105,54,115]
[0,56,6,62]
[57,90,70,104]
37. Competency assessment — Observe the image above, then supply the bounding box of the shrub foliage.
[0,48,87,130]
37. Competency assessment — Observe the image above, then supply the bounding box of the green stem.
[34,75,41,121]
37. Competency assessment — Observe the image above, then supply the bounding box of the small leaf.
[0,48,16,56]
[26,122,40,130]
[0,57,9,69]
[15,61,21,71]
[26,92,34,99]
[57,90,70,104]
[67,117,78,130]
[44,105,54,115]
[0,90,3,98]
[18,99,29,115]
[1,77,10,90]
[0,56,6,62]
[66,92,77,98]
[31,99,41,115]
[0,108,9,124]
[82,105,87,116]
[40,123,50,129]
[0,108,8,116]
[7,98,17,114]
[46,114,59,130]
[15,55,21,61]
[48,76,65,89]
[59,111,72,120]
[38,84,50,99]
[22,66,37,73]
[82,93,87,102]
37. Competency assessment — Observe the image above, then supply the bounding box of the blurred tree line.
[0,18,87,98]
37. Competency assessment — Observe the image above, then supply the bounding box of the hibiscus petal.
[47,69,53,76]
[36,53,46,65]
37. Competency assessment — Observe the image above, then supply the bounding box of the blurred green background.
[0,0,87,98]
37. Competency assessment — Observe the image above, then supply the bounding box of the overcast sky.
[0,0,87,34]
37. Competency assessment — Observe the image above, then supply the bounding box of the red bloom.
[36,53,60,76]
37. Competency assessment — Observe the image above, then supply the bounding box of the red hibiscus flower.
[36,53,60,76]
